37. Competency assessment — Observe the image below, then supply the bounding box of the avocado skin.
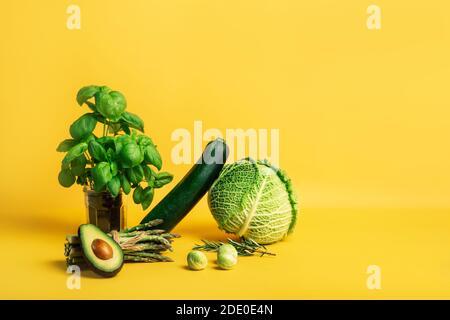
[77,224,124,278]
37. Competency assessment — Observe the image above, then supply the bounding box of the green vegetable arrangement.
[57,85,173,210]
[208,158,298,244]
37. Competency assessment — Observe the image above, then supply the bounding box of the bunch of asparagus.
[65,219,180,266]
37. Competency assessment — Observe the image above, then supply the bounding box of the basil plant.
[57,85,173,210]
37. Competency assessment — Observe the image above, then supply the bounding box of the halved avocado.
[78,224,124,277]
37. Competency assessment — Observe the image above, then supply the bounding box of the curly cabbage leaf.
[208,158,298,244]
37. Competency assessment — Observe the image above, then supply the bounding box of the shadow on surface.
[176,221,239,242]
[47,259,104,279]
[48,259,68,273]
[1,213,80,234]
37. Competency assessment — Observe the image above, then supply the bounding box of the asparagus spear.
[123,255,173,263]
[121,219,164,233]
[64,219,179,266]
[125,252,173,262]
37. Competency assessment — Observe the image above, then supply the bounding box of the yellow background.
[0,0,449,299]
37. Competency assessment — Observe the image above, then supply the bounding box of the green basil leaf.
[91,162,112,191]
[106,148,116,162]
[121,123,131,135]
[62,142,88,165]
[61,161,70,170]
[97,136,114,144]
[110,161,118,176]
[88,140,107,162]
[130,130,138,142]
[133,185,143,204]
[133,165,144,181]
[126,166,144,184]
[93,113,107,124]
[141,187,154,210]
[84,168,92,183]
[76,174,87,186]
[137,135,153,147]
[121,112,144,132]
[154,172,174,188]
[144,144,162,170]
[70,155,87,176]
[95,90,127,122]
[82,134,96,144]
[119,142,143,168]
[114,134,132,155]
[148,175,155,187]
[97,136,115,150]
[126,168,137,185]
[69,113,97,140]
[153,181,165,189]
[125,166,144,184]
[108,123,122,135]
[56,139,77,152]
[99,85,112,94]
[156,171,173,180]
[127,165,144,184]
[107,176,121,197]
[58,169,75,188]
[76,86,100,106]
[85,101,97,112]
[120,175,131,194]
[142,165,155,181]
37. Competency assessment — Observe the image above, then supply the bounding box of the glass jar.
[83,187,126,232]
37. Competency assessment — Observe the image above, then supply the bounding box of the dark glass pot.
[84,187,126,232]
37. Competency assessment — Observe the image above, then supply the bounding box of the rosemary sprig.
[193,238,276,257]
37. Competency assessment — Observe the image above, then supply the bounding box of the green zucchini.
[140,138,229,231]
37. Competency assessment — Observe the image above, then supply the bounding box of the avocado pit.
[91,238,113,260]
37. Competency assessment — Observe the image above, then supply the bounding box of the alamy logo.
[171,121,280,165]
[366,265,382,290]
[66,265,81,289]
[367,5,381,30]
[66,5,81,30]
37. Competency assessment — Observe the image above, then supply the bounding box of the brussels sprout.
[187,250,208,271]
[217,252,237,270]
[218,244,238,258]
